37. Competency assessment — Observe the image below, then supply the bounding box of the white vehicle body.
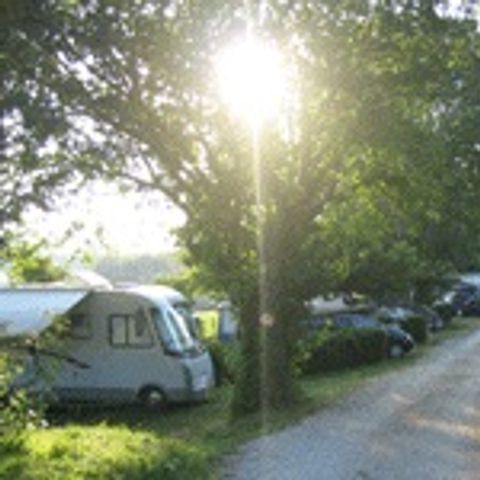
[1,286,214,405]
[132,285,199,337]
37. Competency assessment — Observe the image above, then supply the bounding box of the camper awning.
[0,289,90,337]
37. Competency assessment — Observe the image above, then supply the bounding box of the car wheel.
[138,386,166,409]
[388,344,404,359]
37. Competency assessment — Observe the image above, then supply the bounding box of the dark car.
[434,282,480,317]
[308,311,415,358]
[375,305,444,332]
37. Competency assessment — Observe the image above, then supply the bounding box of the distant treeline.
[94,253,184,284]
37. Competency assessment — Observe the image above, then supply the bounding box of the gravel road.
[222,327,480,480]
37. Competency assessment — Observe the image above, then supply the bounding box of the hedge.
[297,328,387,374]
[432,303,454,326]
[403,315,428,344]
[205,340,239,386]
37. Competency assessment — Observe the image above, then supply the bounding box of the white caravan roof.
[127,285,188,305]
[0,288,90,337]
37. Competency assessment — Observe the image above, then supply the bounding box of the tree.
[3,0,480,414]
[302,2,480,303]
[0,234,66,284]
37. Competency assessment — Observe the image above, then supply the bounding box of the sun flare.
[215,37,289,128]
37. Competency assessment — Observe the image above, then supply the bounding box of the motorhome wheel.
[139,386,166,409]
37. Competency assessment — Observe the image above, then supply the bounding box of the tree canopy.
[2,0,480,411]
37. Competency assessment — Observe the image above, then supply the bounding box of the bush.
[296,328,387,375]
[0,348,50,448]
[205,340,239,386]
[433,304,454,326]
[403,315,428,344]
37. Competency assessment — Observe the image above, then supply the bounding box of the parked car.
[374,306,413,327]
[434,282,480,317]
[412,305,444,332]
[375,304,444,332]
[308,311,415,358]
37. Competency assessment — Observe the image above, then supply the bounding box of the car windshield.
[335,315,353,328]
[352,316,378,328]
[336,314,378,329]
[150,304,195,354]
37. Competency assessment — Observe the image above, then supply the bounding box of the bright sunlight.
[215,37,290,128]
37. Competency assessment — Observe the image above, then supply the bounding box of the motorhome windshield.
[172,301,199,338]
[150,305,195,354]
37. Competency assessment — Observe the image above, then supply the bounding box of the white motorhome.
[1,286,214,406]
[131,285,200,338]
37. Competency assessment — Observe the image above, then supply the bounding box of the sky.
[22,181,186,259]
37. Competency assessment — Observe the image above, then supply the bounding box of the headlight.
[192,373,208,392]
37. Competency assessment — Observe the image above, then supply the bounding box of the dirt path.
[222,328,480,479]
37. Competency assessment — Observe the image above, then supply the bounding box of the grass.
[0,425,209,480]
[1,316,478,480]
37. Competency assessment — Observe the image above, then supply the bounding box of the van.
[1,286,214,406]
[130,285,200,338]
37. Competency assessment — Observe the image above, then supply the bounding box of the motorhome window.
[70,314,91,339]
[109,314,153,348]
[173,302,198,337]
[129,310,153,347]
[173,302,191,320]
[110,315,128,346]
[150,306,195,354]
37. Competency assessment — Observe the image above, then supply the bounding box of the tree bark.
[231,262,301,417]
[231,294,262,417]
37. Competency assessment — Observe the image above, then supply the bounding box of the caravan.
[1,286,214,406]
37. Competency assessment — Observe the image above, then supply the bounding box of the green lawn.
[1,317,477,480]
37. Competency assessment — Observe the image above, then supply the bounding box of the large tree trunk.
[231,290,299,417]
[231,227,302,416]
[262,303,298,409]
[231,293,262,417]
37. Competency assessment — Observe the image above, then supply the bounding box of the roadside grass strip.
[0,425,209,480]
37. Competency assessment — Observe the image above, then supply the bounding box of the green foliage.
[205,340,239,386]
[0,426,209,480]
[297,328,387,374]
[1,238,66,284]
[0,348,50,449]
[433,303,454,325]
[402,315,428,344]
[0,313,73,448]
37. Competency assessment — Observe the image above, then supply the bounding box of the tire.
[138,386,166,409]
[388,343,404,359]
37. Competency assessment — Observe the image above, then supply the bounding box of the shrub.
[403,315,428,344]
[296,328,387,375]
[205,340,239,386]
[433,304,454,326]
[0,347,50,449]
